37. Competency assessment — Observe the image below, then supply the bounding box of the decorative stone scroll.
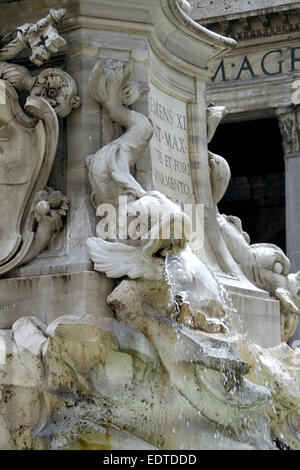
[0,10,80,276]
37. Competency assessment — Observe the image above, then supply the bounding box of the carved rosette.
[31,68,81,118]
[276,106,300,156]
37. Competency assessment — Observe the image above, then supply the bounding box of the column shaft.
[276,107,300,272]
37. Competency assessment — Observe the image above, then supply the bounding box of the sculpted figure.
[0,10,80,275]
[86,60,191,280]
[207,104,300,341]
[218,213,300,341]
[86,60,152,207]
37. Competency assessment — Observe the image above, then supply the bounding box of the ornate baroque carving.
[31,68,81,118]
[0,10,80,275]
[0,8,66,65]
[176,0,192,16]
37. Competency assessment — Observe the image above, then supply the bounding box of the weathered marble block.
[0,272,113,329]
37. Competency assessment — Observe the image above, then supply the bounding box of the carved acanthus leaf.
[275,106,300,155]
[278,115,300,155]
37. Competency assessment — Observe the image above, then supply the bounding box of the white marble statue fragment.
[0,10,80,275]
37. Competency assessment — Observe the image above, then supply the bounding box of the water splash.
[164,248,234,335]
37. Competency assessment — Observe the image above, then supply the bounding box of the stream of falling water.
[164,248,243,336]
[163,248,279,450]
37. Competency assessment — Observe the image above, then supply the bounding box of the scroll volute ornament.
[0,80,59,274]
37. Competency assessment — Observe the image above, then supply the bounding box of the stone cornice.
[0,0,237,77]
[195,5,300,42]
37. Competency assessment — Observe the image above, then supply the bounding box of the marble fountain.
[0,0,299,450]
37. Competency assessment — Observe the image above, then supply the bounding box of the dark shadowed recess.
[209,118,286,252]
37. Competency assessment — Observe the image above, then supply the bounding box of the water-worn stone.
[238,339,300,449]
[0,314,274,450]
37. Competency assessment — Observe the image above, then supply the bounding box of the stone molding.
[195,7,300,42]
[60,0,236,76]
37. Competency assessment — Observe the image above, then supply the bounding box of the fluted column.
[276,106,300,272]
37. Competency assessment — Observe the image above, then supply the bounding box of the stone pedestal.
[231,291,281,348]
[0,272,113,329]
